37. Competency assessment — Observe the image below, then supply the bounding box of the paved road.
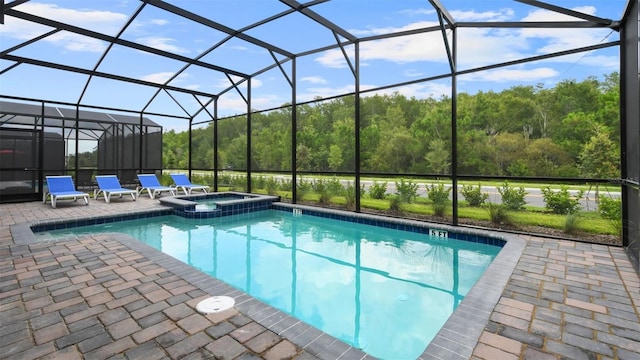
[206,172,621,211]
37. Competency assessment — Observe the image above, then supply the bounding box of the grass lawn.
[192,175,620,237]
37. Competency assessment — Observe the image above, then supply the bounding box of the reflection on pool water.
[36,209,501,360]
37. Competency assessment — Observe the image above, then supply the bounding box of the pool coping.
[12,202,527,360]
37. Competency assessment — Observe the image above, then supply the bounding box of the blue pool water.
[36,210,501,359]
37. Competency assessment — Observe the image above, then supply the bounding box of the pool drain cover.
[196,296,235,314]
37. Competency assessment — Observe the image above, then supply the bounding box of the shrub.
[344,183,356,209]
[497,181,527,210]
[296,178,312,200]
[598,195,622,235]
[218,173,232,187]
[564,211,582,234]
[461,184,488,207]
[395,178,419,203]
[159,173,172,186]
[427,183,451,217]
[231,175,246,191]
[191,173,211,186]
[253,175,266,190]
[487,202,510,225]
[327,177,345,196]
[312,179,332,204]
[279,179,292,191]
[389,196,403,214]
[265,177,279,195]
[369,181,388,199]
[541,186,583,214]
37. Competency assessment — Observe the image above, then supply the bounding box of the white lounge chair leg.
[51,197,56,208]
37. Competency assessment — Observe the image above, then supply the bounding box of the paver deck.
[1,196,639,359]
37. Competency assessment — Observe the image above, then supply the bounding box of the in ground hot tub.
[159,191,280,218]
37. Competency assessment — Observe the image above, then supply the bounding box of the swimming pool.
[34,207,503,359]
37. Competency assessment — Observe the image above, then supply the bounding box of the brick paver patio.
[1,196,639,359]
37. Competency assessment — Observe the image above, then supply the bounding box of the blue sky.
[0,1,625,132]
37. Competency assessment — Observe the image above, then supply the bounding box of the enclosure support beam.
[619,0,640,265]
[451,28,458,225]
[188,118,193,179]
[246,78,252,193]
[355,43,361,213]
[74,107,80,180]
[213,100,219,192]
[139,113,144,174]
[291,57,298,204]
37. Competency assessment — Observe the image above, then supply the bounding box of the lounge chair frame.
[43,175,90,208]
[170,173,210,195]
[94,175,137,203]
[137,174,176,199]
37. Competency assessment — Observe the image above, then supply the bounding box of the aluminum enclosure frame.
[1,1,638,259]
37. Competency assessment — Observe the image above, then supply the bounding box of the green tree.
[579,127,620,179]
[523,138,574,177]
[328,144,343,171]
[424,138,450,174]
[492,133,527,175]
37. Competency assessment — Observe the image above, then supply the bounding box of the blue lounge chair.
[170,173,210,195]
[137,174,175,199]
[43,176,90,208]
[94,175,137,203]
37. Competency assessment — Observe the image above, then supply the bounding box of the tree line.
[163,72,620,179]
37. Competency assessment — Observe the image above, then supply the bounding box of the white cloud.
[149,19,169,26]
[403,68,424,77]
[348,20,439,37]
[212,76,261,90]
[48,32,108,52]
[459,67,559,83]
[573,54,618,70]
[522,6,597,22]
[297,84,357,102]
[450,8,515,21]
[1,2,127,52]
[140,72,177,84]
[519,6,610,54]
[456,28,530,68]
[316,24,449,68]
[140,72,194,86]
[230,45,249,51]
[20,2,126,31]
[363,82,451,100]
[136,37,189,54]
[216,93,281,116]
[398,8,436,17]
[316,5,614,75]
[300,76,327,84]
